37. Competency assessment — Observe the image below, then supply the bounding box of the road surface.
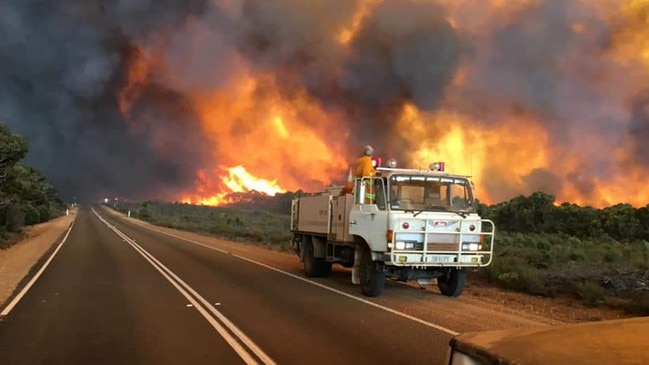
[0,206,558,365]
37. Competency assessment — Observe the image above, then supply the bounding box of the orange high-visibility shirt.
[354,155,375,177]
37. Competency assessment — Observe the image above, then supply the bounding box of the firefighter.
[354,144,376,178]
[353,145,376,203]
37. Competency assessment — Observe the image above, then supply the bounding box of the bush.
[623,292,649,315]
[23,205,40,225]
[136,208,151,221]
[576,281,607,306]
[38,205,50,222]
[485,256,547,295]
[208,223,233,235]
[496,267,546,295]
[5,204,24,231]
[0,226,6,247]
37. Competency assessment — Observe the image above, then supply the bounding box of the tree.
[493,192,555,233]
[549,203,602,238]
[0,123,28,204]
[0,123,64,237]
[635,205,649,240]
[600,204,639,241]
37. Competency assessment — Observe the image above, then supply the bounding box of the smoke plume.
[0,0,210,201]
[1,0,648,207]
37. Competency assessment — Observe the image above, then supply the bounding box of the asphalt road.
[0,207,454,365]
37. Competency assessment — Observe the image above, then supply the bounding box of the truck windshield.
[389,175,474,213]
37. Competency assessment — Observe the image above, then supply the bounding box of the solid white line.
[1,220,76,316]
[113,229,260,365]
[133,217,460,336]
[92,209,276,365]
[231,253,460,336]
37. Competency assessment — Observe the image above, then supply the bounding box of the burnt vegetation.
[115,190,649,315]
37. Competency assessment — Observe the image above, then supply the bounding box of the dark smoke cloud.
[521,168,562,196]
[567,170,596,200]
[457,0,613,127]
[341,0,461,158]
[230,0,461,159]
[0,0,462,201]
[3,0,645,205]
[236,0,356,71]
[341,0,460,110]
[628,91,649,167]
[0,0,211,201]
[451,0,643,199]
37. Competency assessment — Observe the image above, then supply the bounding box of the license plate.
[428,255,455,263]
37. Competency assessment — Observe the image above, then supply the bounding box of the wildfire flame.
[118,0,649,208]
[181,166,286,206]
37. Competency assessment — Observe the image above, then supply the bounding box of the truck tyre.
[359,247,385,297]
[437,268,466,297]
[320,261,332,277]
[303,239,332,278]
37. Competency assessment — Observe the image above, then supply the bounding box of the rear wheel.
[359,247,385,297]
[437,268,466,297]
[303,239,332,278]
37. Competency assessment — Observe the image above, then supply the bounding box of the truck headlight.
[405,242,415,249]
[396,241,406,250]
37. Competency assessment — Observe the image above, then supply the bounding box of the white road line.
[92,209,276,365]
[128,215,460,336]
[111,229,260,365]
[1,220,76,316]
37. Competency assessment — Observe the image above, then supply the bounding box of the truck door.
[348,177,388,251]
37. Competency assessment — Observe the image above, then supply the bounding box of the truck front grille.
[426,243,459,251]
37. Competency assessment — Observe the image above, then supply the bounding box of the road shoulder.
[0,210,76,308]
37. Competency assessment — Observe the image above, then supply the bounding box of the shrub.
[38,205,50,222]
[623,292,649,315]
[485,256,546,295]
[23,205,40,225]
[0,226,6,248]
[136,208,151,221]
[576,281,607,306]
[208,223,233,235]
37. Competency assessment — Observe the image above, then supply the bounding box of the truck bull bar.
[387,218,495,268]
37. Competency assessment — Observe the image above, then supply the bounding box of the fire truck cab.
[290,159,495,297]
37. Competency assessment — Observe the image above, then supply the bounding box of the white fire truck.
[290,158,495,297]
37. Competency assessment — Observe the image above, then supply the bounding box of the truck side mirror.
[357,180,366,204]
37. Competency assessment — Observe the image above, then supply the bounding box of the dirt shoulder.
[0,210,76,308]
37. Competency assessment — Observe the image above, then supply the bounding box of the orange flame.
[185,72,350,204]
[119,48,150,120]
[181,165,286,206]
[122,0,649,208]
[337,0,381,44]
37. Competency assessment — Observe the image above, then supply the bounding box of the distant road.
[0,207,460,364]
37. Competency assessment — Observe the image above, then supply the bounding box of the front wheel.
[437,268,466,297]
[359,247,385,297]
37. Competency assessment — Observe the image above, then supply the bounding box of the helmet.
[363,145,374,156]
